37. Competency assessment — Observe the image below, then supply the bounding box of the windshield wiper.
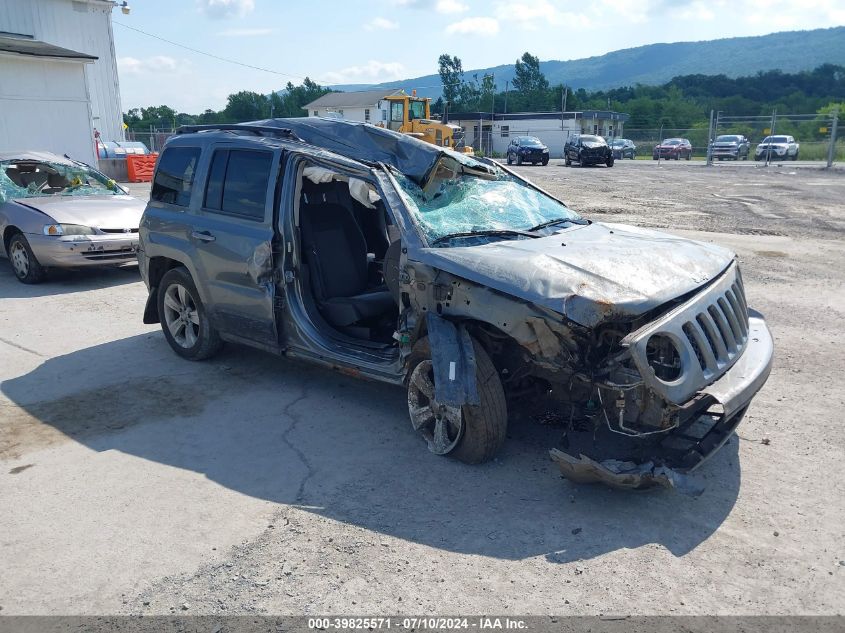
[528,217,587,232]
[431,229,540,246]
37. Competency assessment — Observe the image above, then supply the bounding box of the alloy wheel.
[162,283,200,349]
[407,360,464,455]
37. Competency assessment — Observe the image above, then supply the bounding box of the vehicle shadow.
[0,263,140,298]
[1,333,741,563]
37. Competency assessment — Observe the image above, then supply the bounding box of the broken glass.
[394,168,583,245]
[0,160,122,203]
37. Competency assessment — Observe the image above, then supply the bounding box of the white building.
[0,0,124,165]
[450,111,630,158]
[303,88,404,125]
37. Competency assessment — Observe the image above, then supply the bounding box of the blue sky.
[114,0,845,113]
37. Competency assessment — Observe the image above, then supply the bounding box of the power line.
[113,20,463,93]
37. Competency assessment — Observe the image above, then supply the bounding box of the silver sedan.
[0,151,146,283]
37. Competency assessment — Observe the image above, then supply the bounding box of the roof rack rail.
[174,124,299,140]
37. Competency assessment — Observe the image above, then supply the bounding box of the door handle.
[191,231,216,242]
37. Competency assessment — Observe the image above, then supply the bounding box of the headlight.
[43,224,96,236]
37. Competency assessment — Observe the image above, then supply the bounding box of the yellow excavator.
[380,91,474,154]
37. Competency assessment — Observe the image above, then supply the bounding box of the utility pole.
[657,123,663,166]
[766,109,776,166]
[827,108,839,168]
[503,80,509,115]
[706,110,714,166]
[490,73,495,157]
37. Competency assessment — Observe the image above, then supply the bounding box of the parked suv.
[653,138,693,160]
[710,135,750,161]
[138,118,772,490]
[506,136,550,166]
[609,138,636,159]
[563,134,614,167]
[755,135,800,161]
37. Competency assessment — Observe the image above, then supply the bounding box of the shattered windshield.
[394,165,583,246]
[0,160,122,203]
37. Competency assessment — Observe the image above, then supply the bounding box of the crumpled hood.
[15,195,145,230]
[418,222,734,327]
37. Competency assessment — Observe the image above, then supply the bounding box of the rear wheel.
[157,267,223,361]
[516,154,523,166]
[406,336,507,464]
[8,233,46,284]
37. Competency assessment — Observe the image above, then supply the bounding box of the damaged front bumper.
[25,232,139,268]
[551,314,773,493]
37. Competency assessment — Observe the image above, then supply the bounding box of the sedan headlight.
[43,224,96,236]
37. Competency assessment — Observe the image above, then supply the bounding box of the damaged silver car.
[138,118,773,491]
[0,151,144,283]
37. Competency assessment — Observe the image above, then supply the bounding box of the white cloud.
[364,17,399,31]
[196,0,254,19]
[495,1,591,29]
[216,27,275,37]
[435,0,468,14]
[321,60,408,84]
[117,55,184,75]
[445,16,500,36]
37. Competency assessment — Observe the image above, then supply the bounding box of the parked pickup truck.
[138,118,773,492]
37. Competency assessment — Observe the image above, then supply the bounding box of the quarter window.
[151,147,200,207]
[203,149,273,221]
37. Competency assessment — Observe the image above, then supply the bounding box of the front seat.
[300,201,395,328]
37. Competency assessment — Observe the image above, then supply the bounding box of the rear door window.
[151,147,201,206]
[203,149,274,221]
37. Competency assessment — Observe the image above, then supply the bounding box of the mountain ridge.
[326,26,845,99]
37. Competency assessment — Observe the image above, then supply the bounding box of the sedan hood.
[582,142,605,149]
[15,195,145,230]
[419,222,734,327]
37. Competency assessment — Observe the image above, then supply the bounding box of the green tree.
[513,52,549,93]
[223,91,270,122]
[438,54,465,105]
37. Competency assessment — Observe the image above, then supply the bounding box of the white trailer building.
[449,111,630,158]
[0,0,124,165]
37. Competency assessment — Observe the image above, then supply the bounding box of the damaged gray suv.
[138,118,773,491]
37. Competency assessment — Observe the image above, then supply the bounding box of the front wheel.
[506,153,513,165]
[541,156,549,166]
[792,153,798,161]
[686,153,691,160]
[157,267,223,361]
[8,233,46,284]
[406,336,507,464]
[516,155,523,166]
[564,155,571,166]
[606,156,615,167]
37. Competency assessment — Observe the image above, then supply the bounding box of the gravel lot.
[1,161,844,615]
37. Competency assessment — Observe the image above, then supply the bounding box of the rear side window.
[203,149,273,221]
[151,147,200,206]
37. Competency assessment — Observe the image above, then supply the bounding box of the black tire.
[541,156,549,166]
[406,336,507,464]
[8,232,46,284]
[157,267,223,361]
[564,155,571,166]
[516,154,523,166]
[686,152,691,160]
[792,153,798,161]
[606,156,615,167]
[506,153,513,165]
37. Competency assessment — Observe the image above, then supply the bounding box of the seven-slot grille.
[622,262,752,405]
[682,274,749,378]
